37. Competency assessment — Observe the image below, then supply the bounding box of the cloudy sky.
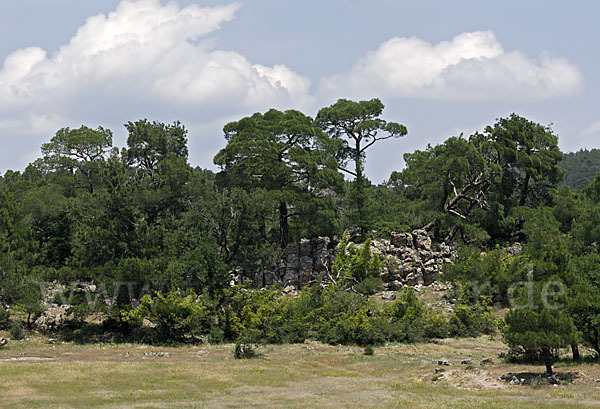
[1,0,598,182]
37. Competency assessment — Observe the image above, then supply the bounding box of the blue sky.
[1,0,598,181]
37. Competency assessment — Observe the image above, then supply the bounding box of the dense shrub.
[331,235,383,294]
[123,291,211,344]
[9,321,24,340]
[120,281,495,346]
[382,287,448,342]
[448,295,496,337]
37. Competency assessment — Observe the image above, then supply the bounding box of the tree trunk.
[519,173,531,207]
[279,200,289,249]
[542,347,553,375]
[354,140,366,235]
[86,169,94,194]
[571,344,580,362]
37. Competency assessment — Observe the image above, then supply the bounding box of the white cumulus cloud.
[320,31,582,100]
[573,121,600,150]
[0,0,312,137]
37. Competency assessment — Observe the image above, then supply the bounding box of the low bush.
[9,321,24,340]
[122,291,211,344]
[233,342,258,359]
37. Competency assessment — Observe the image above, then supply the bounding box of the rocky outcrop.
[375,229,455,290]
[255,237,335,288]
[255,229,455,291]
[34,282,98,332]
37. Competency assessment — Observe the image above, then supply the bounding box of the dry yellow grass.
[1,335,600,408]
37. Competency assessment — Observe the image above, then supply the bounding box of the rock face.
[255,229,455,291]
[378,229,455,290]
[255,237,335,288]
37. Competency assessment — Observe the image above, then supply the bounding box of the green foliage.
[122,292,211,344]
[14,279,45,327]
[566,253,600,355]
[363,345,374,355]
[41,125,113,194]
[444,247,527,306]
[398,114,562,244]
[331,235,383,294]
[383,287,448,342]
[214,109,343,249]
[432,374,444,382]
[521,207,571,282]
[227,286,289,344]
[0,108,587,351]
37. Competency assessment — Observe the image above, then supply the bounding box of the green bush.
[448,296,496,337]
[227,286,288,344]
[354,276,384,296]
[363,345,374,356]
[9,321,24,340]
[331,235,383,294]
[422,309,449,339]
[383,288,427,342]
[122,291,211,344]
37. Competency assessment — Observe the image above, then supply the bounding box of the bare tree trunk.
[279,201,289,249]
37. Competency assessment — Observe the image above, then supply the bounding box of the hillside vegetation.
[2,99,600,380]
[560,148,600,190]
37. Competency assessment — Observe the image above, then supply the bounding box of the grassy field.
[1,335,600,408]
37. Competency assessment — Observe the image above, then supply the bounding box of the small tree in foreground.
[503,281,576,375]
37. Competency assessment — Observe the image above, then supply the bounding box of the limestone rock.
[412,229,432,250]
[380,291,396,301]
[390,232,413,248]
[34,305,69,332]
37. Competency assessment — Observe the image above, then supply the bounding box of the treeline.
[560,148,600,190]
[1,99,600,371]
